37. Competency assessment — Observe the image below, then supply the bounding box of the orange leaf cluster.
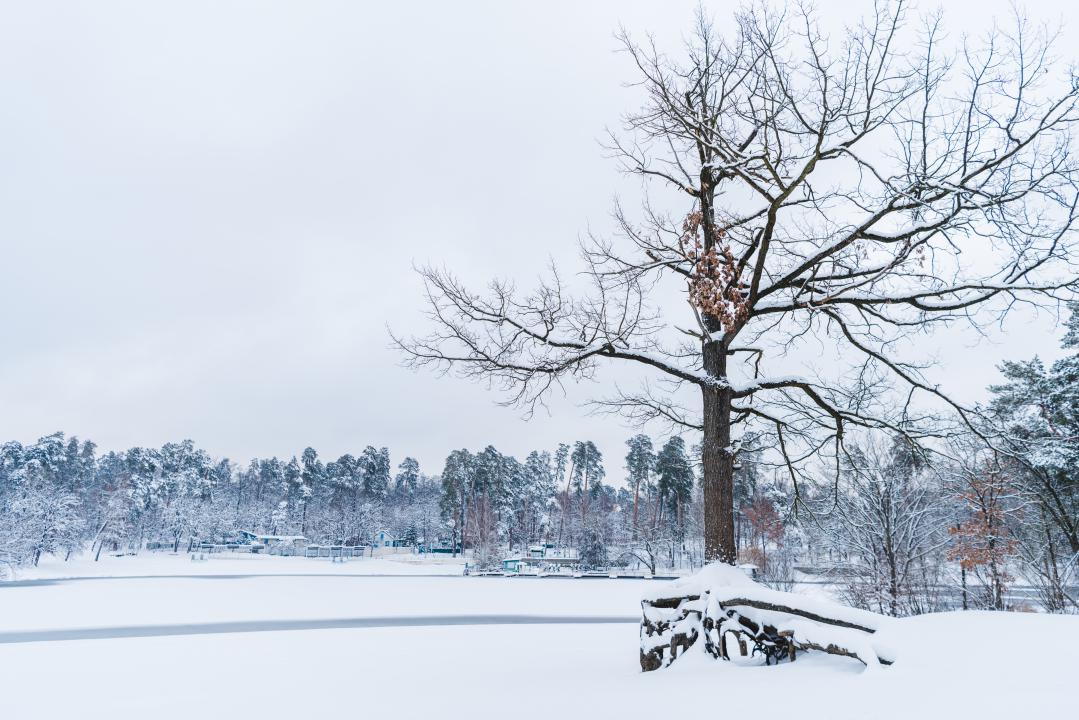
[679,212,748,332]
[743,495,785,544]
[947,473,1018,572]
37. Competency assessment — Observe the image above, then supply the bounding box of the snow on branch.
[397,1,1079,541]
[392,265,720,415]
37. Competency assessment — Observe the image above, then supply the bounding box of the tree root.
[641,591,893,671]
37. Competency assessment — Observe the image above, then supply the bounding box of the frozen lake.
[1,553,1076,719]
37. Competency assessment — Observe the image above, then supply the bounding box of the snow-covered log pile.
[640,564,896,671]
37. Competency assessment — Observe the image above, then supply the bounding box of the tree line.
[0,428,704,575]
[2,306,1076,614]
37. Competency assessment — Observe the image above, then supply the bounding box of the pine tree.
[521,451,556,544]
[579,526,608,570]
[360,446,390,499]
[624,434,655,540]
[553,443,570,546]
[298,448,324,535]
[439,449,472,556]
[281,457,303,533]
[655,437,694,539]
[395,457,420,499]
[470,446,506,553]
[989,304,1079,556]
[570,441,604,527]
[987,303,1079,610]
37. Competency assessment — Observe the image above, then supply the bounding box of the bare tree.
[1012,500,1079,612]
[395,2,1079,564]
[819,436,947,616]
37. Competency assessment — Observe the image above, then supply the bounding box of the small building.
[373,530,410,548]
[502,557,527,573]
[238,531,307,555]
[502,546,580,574]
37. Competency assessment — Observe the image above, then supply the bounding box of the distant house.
[502,546,579,574]
[373,530,410,549]
[239,531,307,555]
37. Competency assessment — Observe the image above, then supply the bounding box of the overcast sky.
[1,1,1075,477]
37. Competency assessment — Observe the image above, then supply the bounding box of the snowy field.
[1,553,1077,719]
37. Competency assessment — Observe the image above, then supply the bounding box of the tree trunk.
[652,489,661,532]
[701,345,736,564]
[960,563,968,610]
[457,494,467,556]
[699,173,736,566]
[582,470,588,524]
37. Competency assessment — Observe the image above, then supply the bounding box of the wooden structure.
[303,545,365,559]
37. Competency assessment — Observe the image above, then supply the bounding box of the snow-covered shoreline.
[8,550,468,582]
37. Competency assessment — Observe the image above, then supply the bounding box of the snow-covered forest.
[0,430,704,574]
[4,303,1076,614]
[4,1,1079,716]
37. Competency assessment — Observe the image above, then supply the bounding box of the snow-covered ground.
[1,553,1076,718]
[0,556,646,634]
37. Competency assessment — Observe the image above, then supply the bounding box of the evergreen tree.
[624,434,655,540]
[989,307,1079,557]
[521,451,556,544]
[656,437,694,538]
[553,442,571,546]
[579,527,608,570]
[360,446,391,499]
[470,446,507,552]
[439,449,473,555]
[281,457,303,532]
[326,454,360,515]
[299,447,323,535]
[395,457,421,499]
[570,440,605,525]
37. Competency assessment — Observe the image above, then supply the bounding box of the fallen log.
[716,597,878,634]
[640,563,894,671]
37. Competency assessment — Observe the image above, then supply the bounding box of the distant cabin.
[238,531,307,553]
[502,546,579,574]
[374,531,409,548]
